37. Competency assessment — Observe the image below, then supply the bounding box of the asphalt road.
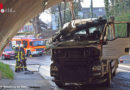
[1,55,130,90]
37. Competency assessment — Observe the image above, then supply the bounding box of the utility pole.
[90,0,93,18]
[63,1,67,24]
[58,3,63,28]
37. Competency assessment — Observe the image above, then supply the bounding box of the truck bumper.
[51,70,106,85]
[51,62,106,85]
[53,76,106,85]
[31,51,43,55]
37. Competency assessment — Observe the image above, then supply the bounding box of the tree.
[31,15,48,38]
[90,0,93,18]
[63,1,67,24]
[105,0,130,37]
[58,3,63,28]
[104,0,110,18]
[51,1,82,30]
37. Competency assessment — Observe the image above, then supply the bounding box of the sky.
[81,0,104,8]
[39,10,52,24]
[39,0,104,23]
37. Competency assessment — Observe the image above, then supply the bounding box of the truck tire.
[27,51,31,57]
[40,53,43,56]
[113,60,118,77]
[104,65,112,87]
[113,69,116,77]
[55,82,65,88]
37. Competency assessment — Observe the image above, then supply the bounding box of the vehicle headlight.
[32,51,37,54]
[92,65,101,71]
[51,66,58,71]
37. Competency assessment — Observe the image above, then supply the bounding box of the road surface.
[1,55,130,90]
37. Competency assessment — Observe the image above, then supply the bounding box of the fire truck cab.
[12,38,46,56]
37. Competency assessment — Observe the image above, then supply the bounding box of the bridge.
[0,0,71,54]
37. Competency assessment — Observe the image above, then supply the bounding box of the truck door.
[23,40,27,48]
[23,40,28,54]
[16,41,21,46]
[102,23,129,60]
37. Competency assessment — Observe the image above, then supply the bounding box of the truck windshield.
[33,41,45,46]
[74,26,103,41]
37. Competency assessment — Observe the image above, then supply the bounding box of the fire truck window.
[23,41,27,48]
[30,42,33,46]
[33,41,45,46]
[16,41,21,45]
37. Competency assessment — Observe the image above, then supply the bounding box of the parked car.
[1,46,15,60]
[119,55,130,64]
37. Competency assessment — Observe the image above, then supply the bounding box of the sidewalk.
[0,65,54,90]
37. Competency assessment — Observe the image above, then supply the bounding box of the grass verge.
[0,62,14,79]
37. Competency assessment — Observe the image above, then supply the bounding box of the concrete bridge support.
[0,0,63,54]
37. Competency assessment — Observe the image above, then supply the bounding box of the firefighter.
[20,44,28,71]
[15,45,21,72]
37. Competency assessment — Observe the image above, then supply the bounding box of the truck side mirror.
[125,48,129,52]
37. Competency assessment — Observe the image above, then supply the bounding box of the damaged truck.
[50,17,130,87]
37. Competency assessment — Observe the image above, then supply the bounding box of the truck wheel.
[40,53,43,56]
[113,69,116,77]
[27,51,31,57]
[104,65,112,87]
[55,82,65,88]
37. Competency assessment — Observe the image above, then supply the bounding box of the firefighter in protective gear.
[20,44,28,71]
[15,45,21,72]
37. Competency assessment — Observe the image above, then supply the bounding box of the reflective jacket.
[20,47,26,60]
[15,47,20,61]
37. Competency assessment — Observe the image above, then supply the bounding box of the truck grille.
[52,47,100,82]
[52,47,100,59]
[60,62,92,82]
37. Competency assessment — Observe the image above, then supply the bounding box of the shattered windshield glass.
[73,26,103,41]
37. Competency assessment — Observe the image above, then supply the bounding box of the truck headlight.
[92,65,101,71]
[51,66,58,71]
[32,51,36,54]
[32,51,39,54]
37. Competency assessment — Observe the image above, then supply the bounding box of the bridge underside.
[0,0,66,54]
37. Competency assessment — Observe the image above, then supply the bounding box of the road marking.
[117,68,130,72]
[119,64,130,68]
[41,66,50,71]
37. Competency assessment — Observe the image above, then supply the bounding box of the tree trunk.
[69,1,75,20]
[58,3,63,28]
[63,1,67,24]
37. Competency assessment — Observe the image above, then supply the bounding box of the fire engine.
[12,38,46,56]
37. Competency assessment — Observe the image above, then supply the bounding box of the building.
[19,22,34,32]
[51,3,105,30]
[81,7,105,18]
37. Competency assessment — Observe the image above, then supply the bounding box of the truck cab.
[12,38,46,56]
[50,18,129,87]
